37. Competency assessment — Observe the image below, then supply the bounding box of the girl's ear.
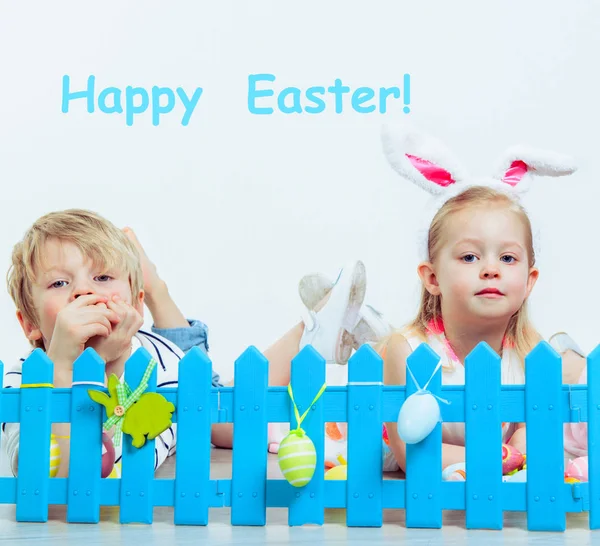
[525,266,539,297]
[381,123,469,195]
[417,261,441,296]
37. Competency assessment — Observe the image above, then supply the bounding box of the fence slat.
[465,342,502,529]
[0,358,5,486]
[15,349,53,522]
[174,347,213,525]
[347,344,383,527]
[587,345,600,529]
[120,347,157,523]
[525,341,565,531]
[67,349,105,523]
[231,346,269,525]
[288,345,325,526]
[405,343,442,528]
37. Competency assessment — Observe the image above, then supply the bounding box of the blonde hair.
[390,186,541,364]
[7,209,143,349]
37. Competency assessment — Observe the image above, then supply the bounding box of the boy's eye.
[95,275,112,282]
[462,254,477,263]
[50,280,68,289]
[501,255,516,264]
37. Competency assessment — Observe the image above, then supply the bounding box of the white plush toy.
[380,123,578,260]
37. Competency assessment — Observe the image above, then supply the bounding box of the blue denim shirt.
[151,319,222,387]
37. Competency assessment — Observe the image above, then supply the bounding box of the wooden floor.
[0,448,597,545]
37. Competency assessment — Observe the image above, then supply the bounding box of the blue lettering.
[379,86,400,114]
[62,75,95,113]
[305,86,325,114]
[278,87,302,114]
[98,87,123,114]
[327,78,351,114]
[176,87,203,126]
[125,86,149,126]
[351,87,375,113]
[248,74,275,114]
[151,86,175,126]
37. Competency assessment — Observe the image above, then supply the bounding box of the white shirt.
[2,329,182,476]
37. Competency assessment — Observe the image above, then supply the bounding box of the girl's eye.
[95,275,112,282]
[501,255,516,264]
[462,254,477,263]
[50,280,67,289]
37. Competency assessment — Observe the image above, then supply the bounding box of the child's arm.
[383,334,466,472]
[123,228,220,386]
[45,295,119,477]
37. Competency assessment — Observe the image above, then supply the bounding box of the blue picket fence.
[0,340,599,531]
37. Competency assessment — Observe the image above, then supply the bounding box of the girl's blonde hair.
[7,209,144,349]
[391,186,541,364]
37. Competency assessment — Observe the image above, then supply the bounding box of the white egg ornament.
[397,391,441,444]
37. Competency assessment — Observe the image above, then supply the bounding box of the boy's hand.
[88,295,143,364]
[123,227,165,298]
[46,295,120,383]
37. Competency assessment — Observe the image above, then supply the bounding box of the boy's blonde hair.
[7,209,143,349]
[395,186,541,364]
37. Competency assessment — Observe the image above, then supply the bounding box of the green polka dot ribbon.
[102,358,158,447]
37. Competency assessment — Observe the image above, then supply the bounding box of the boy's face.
[18,238,143,349]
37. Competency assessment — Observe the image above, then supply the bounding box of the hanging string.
[287,382,327,435]
[405,356,451,406]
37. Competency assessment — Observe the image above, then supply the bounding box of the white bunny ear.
[381,123,469,195]
[493,146,578,192]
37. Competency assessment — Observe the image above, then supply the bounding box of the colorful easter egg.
[277,431,317,487]
[502,444,524,475]
[565,456,588,482]
[49,434,61,478]
[442,462,466,481]
[325,465,347,480]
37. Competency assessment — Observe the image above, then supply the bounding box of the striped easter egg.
[277,432,317,487]
[49,435,61,478]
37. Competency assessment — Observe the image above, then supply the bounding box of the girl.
[379,124,578,473]
[298,124,579,475]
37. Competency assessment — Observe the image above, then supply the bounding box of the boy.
[2,209,220,477]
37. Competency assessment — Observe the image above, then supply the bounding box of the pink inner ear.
[406,154,455,187]
[502,160,528,186]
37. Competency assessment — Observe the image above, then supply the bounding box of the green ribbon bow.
[102,358,157,447]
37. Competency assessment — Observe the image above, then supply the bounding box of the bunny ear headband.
[381,123,578,260]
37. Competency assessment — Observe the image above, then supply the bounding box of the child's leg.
[299,272,393,357]
[226,261,367,387]
[549,332,586,384]
[213,261,367,449]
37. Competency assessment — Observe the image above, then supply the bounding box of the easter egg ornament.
[49,435,61,477]
[325,464,347,481]
[278,382,326,487]
[397,356,449,444]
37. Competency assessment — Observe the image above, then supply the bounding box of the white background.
[0,1,598,383]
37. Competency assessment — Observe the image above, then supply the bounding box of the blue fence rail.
[0,341,599,531]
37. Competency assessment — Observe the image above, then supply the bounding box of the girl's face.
[419,205,539,327]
